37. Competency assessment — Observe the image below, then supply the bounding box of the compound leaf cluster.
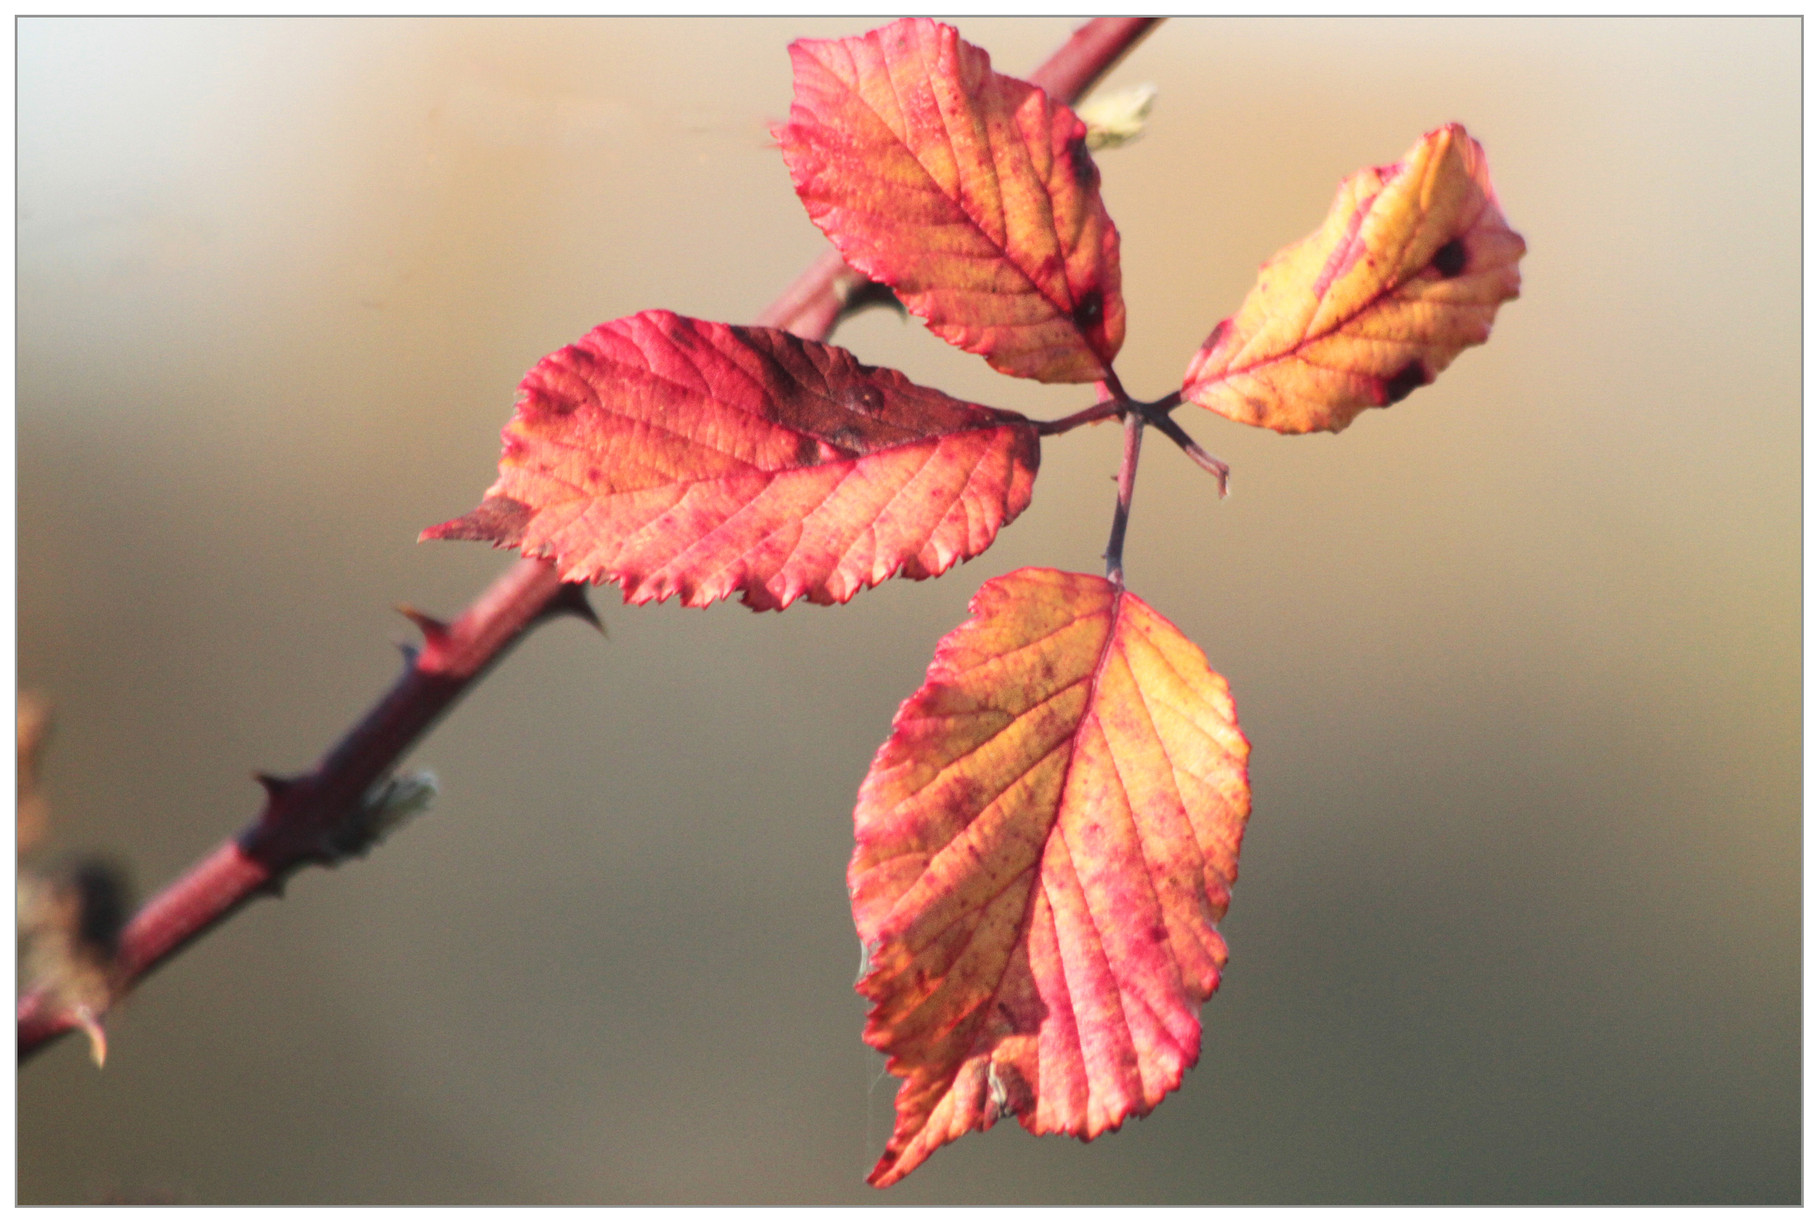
[426,16,1524,1187]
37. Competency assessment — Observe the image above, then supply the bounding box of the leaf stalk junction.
[1035,387,1229,586]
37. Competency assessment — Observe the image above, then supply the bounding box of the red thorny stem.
[19,16,1167,1063]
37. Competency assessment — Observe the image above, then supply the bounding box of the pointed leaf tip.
[850,567,1251,1185]
[778,18,1125,383]
[1182,123,1525,434]
[424,311,1040,611]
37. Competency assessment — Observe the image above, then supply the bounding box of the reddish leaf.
[1182,123,1525,434]
[423,311,1039,611]
[777,18,1125,384]
[850,567,1251,1186]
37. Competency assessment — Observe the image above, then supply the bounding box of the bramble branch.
[18,15,1165,1065]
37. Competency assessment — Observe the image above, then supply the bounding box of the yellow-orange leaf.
[850,567,1251,1186]
[1182,123,1525,434]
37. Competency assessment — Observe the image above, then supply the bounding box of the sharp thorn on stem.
[254,771,302,801]
[396,604,453,648]
[542,582,605,635]
[74,1007,107,1068]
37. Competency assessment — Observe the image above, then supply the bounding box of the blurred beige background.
[17,17,1797,1204]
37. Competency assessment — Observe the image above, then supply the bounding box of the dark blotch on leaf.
[1382,361,1431,405]
[1432,238,1467,278]
[523,388,576,418]
[1069,136,1099,189]
[1073,288,1104,330]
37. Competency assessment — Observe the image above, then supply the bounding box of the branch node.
[317,770,438,863]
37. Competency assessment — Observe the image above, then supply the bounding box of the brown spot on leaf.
[1072,288,1103,330]
[526,384,580,417]
[1432,237,1467,278]
[845,384,885,415]
[1069,135,1099,189]
[1382,361,1431,405]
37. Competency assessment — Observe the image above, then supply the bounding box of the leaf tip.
[419,496,533,548]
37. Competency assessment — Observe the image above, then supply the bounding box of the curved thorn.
[254,771,301,800]
[542,582,604,636]
[395,604,453,647]
[74,1007,107,1068]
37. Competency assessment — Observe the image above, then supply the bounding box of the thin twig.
[1035,398,1122,436]
[19,14,1170,1066]
[1103,409,1146,587]
[1140,401,1230,497]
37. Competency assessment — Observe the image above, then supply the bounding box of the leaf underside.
[1182,122,1525,434]
[778,17,1125,384]
[850,567,1251,1186]
[423,310,1040,611]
